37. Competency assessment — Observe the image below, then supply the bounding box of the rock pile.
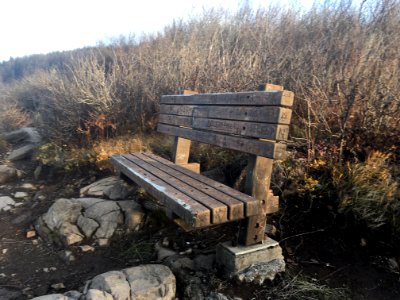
[36,197,145,246]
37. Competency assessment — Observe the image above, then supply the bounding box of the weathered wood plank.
[110,154,210,227]
[161,90,294,107]
[172,136,191,165]
[145,152,261,216]
[160,105,292,125]
[125,153,228,224]
[159,114,290,141]
[157,124,287,159]
[140,152,244,220]
[259,83,284,91]
[171,89,198,168]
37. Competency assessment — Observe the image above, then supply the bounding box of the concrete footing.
[216,238,285,283]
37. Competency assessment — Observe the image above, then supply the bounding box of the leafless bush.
[1,0,399,161]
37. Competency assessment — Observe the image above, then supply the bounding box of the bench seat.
[111,152,277,228]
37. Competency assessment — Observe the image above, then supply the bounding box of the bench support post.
[239,84,284,246]
[171,89,200,173]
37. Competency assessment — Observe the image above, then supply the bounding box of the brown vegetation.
[0,0,399,271]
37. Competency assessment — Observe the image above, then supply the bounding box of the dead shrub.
[334,151,400,233]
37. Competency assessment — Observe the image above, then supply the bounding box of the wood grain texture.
[157,123,287,159]
[159,114,290,141]
[110,154,210,227]
[126,153,228,224]
[161,90,294,107]
[160,105,292,125]
[145,152,261,216]
[140,152,244,220]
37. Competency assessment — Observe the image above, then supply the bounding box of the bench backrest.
[157,89,294,159]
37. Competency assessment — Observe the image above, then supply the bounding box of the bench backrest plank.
[158,90,293,159]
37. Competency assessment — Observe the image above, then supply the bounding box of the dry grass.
[334,151,400,233]
[0,0,398,162]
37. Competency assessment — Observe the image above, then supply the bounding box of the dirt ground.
[0,162,399,299]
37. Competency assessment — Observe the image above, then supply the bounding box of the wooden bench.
[111,84,294,246]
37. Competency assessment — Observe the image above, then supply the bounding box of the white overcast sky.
[0,0,317,62]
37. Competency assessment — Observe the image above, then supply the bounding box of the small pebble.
[2,249,8,254]
[43,268,49,273]
[14,191,29,199]
[51,283,65,290]
[79,245,95,253]
[26,230,36,238]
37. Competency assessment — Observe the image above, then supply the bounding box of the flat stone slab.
[216,238,284,279]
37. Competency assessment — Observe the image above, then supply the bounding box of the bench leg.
[239,214,267,246]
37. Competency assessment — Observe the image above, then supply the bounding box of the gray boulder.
[90,271,130,300]
[42,199,82,231]
[8,144,37,161]
[80,176,134,200]
[77,215,99,238]
[123,264,176,300]
[2,127,42,144]
[0,196,15,211]
[31,295,69,300]
[3,127,43,161]
[85,289,113,300]
[117,200,145,231]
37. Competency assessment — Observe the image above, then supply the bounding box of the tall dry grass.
[1,0,398,160]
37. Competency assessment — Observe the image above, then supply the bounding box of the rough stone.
[20,183,36,190]
[84,201,120,221]
[80,177,120,197]
[0,196,15,211]
[14,191,29,199]
[0,165,17,184]
[31,295,69,300]
[74,197,105,209]
[63,290,82,299]
[80,176,134,200]
[77,215,99,238]
[90,270,131,300]
[118,200,145,231]
[8,144,38,161]
[236,259,286,284]
[58,223,84,246]
[97,238,110,247]
[42,199,82,231]
[2,127,42,144]
[123,264,176,300]
[79,245,95,253]
[85,289,113,300]
[93,211,123,239]
[103,180,134,200]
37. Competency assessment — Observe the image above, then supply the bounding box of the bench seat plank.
[144,152,261,217]
[159,115,290,141]
[157,124,287,159]
[111,154,211,228]
[139,152,244,220]
[161,91,294,107]
[123,154,228,224]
